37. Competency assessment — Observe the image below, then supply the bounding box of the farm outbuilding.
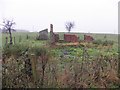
[37,24,94,44]
[64,34,79,42]
[84,35,94,42]
[37,29,48,40]
[50,24,59,44]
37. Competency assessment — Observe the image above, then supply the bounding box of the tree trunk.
[5,37,8,45]
[8,28,12,45]
[14,37,15,44]
[68,28,71,33]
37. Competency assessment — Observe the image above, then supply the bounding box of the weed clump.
[93,39,114,46]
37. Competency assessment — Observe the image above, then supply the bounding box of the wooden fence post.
[30,54,38,84]
[26,35,29,39]
[5,37,8,45]
[14,37,15,44]
[19,36,21,42]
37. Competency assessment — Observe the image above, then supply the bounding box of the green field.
[1,32,118,57]
[1,32,118,45]
[1,32,120,88]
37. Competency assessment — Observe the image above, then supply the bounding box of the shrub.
[3,44,28,58]
[30,46,49,56]
[107,40,114,45]
[102,40,114,46]
[29,46,51,87]
[93,40,114,46]
[3,45,11,57]
[93,39,102,45]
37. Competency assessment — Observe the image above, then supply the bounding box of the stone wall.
[64,34,79,42]
[50,24,59,44]
[38,29,48,40]
[84,35,94,42]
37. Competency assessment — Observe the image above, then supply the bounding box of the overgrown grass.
[1,32,119,88]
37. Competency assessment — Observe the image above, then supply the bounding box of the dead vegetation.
[2,43,119,88]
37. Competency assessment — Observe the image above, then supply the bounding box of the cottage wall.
[50,24,59,44]
[38,29,48,40]
[64,34,79,42]
[84,35,94,42]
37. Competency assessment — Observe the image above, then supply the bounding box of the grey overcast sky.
[0,0,119,33]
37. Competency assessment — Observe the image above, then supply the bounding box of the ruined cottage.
[50,24,59,44]
[37,29,48,40]
[84,35,94,42]
[64,34,79,42]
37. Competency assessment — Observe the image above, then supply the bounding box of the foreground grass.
[2,43,119,88]
[1,32,119,88]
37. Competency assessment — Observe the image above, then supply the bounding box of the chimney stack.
[50,24,53,32]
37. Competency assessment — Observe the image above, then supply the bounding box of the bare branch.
[2,19,16,45]
[65,21,75,32]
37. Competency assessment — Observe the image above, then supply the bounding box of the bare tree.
[2,19,16,45]
[65,22,75,33]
